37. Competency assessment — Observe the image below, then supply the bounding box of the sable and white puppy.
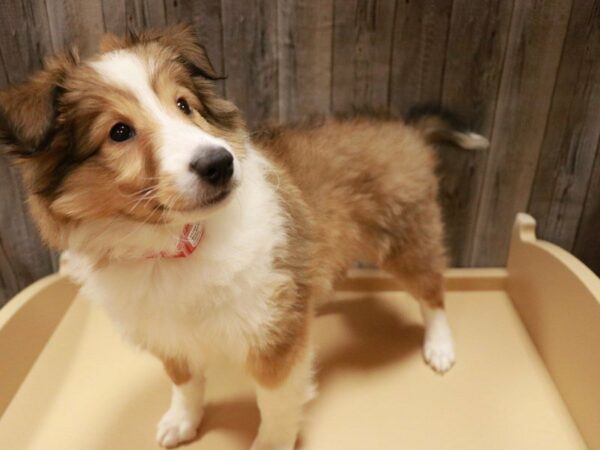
[0,25,487,449]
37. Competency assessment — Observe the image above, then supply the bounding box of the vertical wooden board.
[0,1,57,305]
[47,0,105,56]
[573,139,600,276]
[0,0,45,84]
[24,0,56,57]
[0,31,9,86]
[331,0,396,114]
[122,0,146,31]
[0,57,8,87]
[470,0,572,266]
[166,0,226,96]
[388,0,453,115]
[128,0,145,28]
[46,0,65,52]
[142,0,167,27]
[0,161,56,306]
[0,235,20,307]
[221,0,279,127]
[436,0,513,266]
[528,0,600,251]
[163,0,181,22]
[278,0,333,121]
[120,0,166,30]
[102,0,127,35]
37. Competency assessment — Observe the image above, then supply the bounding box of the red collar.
[146,223,205,259]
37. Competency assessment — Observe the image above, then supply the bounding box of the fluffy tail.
[405,104,489,150]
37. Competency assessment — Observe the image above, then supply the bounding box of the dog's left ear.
[137,24,223,81]
[0,49,79,159]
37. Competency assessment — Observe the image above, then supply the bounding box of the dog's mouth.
[162,188,233,214]
[120,186,234,223]
[201,189,231,207]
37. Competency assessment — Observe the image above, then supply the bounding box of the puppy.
[0,25,487,449]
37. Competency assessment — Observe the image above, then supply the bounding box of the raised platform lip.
[0,274,71,330]
[337,267,508,292]
[0,274,79,418]
[510,212,600,304]
[0,265,510,325]
[507,213,600,450]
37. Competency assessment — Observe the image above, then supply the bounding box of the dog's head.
[0,25,245,249]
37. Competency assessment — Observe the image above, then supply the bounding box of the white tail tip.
[452,132,490,150]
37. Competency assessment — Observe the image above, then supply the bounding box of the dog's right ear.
[132,24,224,81]
[0,49,79,160]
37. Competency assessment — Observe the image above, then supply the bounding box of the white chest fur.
[66,150,288,367]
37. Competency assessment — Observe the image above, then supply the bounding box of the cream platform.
[1,214,598,450]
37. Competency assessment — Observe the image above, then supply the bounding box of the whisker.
[119,185,158,201]
[127,188,160,214]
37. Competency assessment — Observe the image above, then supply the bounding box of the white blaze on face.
[90,50,236,199]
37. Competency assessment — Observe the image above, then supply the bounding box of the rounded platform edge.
[0,274,76,329]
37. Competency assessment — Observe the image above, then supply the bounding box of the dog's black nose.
[189,147,234,186]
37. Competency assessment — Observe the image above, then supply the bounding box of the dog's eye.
[177,98,192,115]
[110,123,135,142]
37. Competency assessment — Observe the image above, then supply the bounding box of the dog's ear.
[136,24,223,81]
[0,49,79,160]
[134,24,240,129]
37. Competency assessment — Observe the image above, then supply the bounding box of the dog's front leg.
[156,356,205,448]
[248,345,315,450]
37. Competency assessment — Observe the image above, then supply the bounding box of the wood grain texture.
[388,0,453,115]
[331,0,395,113]
[0,162,57,307]
[141,0,167,28]
[122,0,166,29]
[221,0,279,127]
[102,0,129,34]
[437,0,514,266]
[573,138,600,275]
[528,0,600,251]
[0,0,58,306]
[0,0,45,83]
[47,0,105,56]
[0,235,20,307]
[102,0,167,34]
[24,0,57,56]
[278,0,334,121]
[166,0,226,96]
[471,0,573,266]
[2,0,600,305]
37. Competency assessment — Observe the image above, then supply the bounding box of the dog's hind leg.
[419,292,456,374]
[381,205,456,374]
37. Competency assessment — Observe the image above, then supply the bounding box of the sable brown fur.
[255,117,447,293]
[162,356,192,386]
[1,26,461,380]
[247,165,318,387]
[245,116,456,385]
[0,25,487,447]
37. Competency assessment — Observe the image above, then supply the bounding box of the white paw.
[423,334,455,374]
[156,407,203,448]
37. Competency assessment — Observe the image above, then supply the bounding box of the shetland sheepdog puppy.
[0,25,488,449]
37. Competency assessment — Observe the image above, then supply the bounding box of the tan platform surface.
[1,214,599,450]
[0,288,587,450]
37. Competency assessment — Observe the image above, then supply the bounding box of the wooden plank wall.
[0,0,598,305]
